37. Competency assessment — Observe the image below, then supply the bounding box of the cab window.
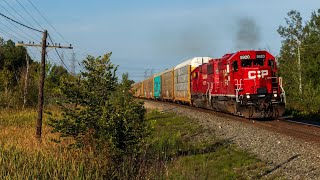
[268,59,275,69]
[253,59,264,66]
[232,61,238,72]
[207,64,213,74]
[193,72,198,79]
[241,60,251,67]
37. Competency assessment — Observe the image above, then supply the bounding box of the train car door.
[213,60,220,94]
[191,67,199,94]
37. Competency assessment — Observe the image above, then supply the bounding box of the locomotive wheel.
[240,105,254,118]
[273,104,285,117]
[226,99,236,114]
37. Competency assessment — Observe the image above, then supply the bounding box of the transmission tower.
[60,51,64,67]
[144,69,148,79]
[71,52,76,74]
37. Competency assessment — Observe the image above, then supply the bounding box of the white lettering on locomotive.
[248,70,268,79]
[256,54,266,59]
[240,55,250,60]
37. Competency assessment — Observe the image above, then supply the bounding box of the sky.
[1,0,320,81]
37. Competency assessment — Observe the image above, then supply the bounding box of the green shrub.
[49,53,150,177]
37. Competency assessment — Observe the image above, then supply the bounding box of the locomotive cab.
[230,51,285,118]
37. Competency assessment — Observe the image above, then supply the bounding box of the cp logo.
[248,70,268,79]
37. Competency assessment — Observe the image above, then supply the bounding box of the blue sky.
[1,0,320,81]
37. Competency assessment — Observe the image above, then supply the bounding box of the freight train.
[132,50,286,118]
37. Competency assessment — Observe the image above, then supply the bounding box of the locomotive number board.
[239,54,266,59]
[256,54,266,59]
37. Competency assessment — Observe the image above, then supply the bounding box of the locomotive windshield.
[241,59,265,67]
[253,59,264,66]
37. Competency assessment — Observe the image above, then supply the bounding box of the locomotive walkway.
[143,99,320,179]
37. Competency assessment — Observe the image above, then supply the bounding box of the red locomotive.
[133,50,285,118]
[191,50,285,118]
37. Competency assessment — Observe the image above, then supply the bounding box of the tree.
[303,10,320,86]
[278,10,320,114]
[107,72,148,156]
[45,63,69,104]
[0,39,28,107]
[49,53,149,160]
[278,10,306,96]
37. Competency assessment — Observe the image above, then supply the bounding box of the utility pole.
[17,30,73,139]
[36,30,47,139]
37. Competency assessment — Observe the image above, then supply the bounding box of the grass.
[0,107,278,179]
[0,108,109,179]
[145,109,273,179]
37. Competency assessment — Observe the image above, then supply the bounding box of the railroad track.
[143,99,320,144]
[279,118,320,128]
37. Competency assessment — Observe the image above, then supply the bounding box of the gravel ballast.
[144,100,320,179]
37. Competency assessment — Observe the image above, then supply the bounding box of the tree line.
[0,38,69,108]
[278,9,320,118]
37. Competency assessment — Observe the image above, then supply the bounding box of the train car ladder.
[235,79,243,102]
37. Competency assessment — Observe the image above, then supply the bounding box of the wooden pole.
[16,30,72,139]
[36,30,47,139]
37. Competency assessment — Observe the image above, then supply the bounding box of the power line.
[1,0,42,39]
[0,20,33,41]
[14,0,44,31]
[2,0,36,29]
[0,26,18,41]
[0,12,42,32]
[48,33,74,75]
[0,2,33,40]
[49,37,73,66]
[25,0,74,64]
[26,0,69,45]
[15,0,73,63]
[0,12,40,42]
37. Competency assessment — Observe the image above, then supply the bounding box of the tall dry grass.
[0,108,109,179]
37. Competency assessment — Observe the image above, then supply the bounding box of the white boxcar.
[174,57,212,103]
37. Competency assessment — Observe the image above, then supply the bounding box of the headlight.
[246,95,250,99]
[273,94,278,98]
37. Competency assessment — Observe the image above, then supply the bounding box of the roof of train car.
[174,57,212,70]
[153,68,174,77]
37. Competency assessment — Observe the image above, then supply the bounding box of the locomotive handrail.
[279,77,286,103]
[206,82,210,100]
[234,79,243,102]
[234,79,243,90]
